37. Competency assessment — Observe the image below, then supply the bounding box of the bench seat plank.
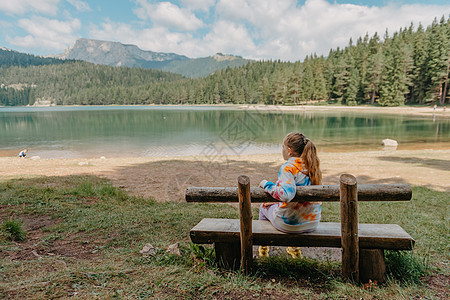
[190,218,415,250]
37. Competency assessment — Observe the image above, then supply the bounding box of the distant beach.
[1,149,449,202]
[237,104,450,118]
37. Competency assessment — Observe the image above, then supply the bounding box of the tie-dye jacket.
[260,157,321,232]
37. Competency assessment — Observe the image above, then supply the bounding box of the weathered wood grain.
[189,219,415,250]
[360,249,386,283]
[340,174,359,282]
[238,175,252,274]
[215,242,240,270]
[185,184,412,203]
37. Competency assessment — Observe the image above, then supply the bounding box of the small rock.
[382,139,398,147]
[100,156,106,159]
[31,250,42,259]
[30,156,40,160]
[166,243,181,256]
[78,161,89,166]
[140,243,157,256]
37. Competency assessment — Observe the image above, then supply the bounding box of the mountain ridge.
[52,38,250,78]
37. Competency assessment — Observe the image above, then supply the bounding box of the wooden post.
[238,175,253,275]
[340,174,359,282]
[360,249,386,283]
[214,242,241,270]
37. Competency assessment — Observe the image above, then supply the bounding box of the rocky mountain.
[54,38,188,68]
[54,38,250,78]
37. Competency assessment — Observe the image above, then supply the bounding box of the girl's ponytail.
[302,140,322,185]
[284,132,322,185]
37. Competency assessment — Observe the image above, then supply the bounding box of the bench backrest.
[186,183,412,203]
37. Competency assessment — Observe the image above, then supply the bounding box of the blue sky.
[0,0,449,61]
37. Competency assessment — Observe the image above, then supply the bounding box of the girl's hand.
[259,180,268,189]
[262,202,276,209]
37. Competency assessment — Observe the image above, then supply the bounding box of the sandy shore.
[239,104,449,117]
[222,104,450,120]
[1,148,449,201]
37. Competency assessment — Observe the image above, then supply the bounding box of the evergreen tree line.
[0,16,448,106]
[0,48,72,68]
[0,86,33,106]
[0,62,185,106]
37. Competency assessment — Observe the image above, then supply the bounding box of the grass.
[0,175,448,299]
[0,219,27,242]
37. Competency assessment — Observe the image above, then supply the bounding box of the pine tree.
[301,56,314,102]
[365,33,383,104]
[312,56,327,101]
[287,64,303,105]
[411,24,428,104]
[333,49,358,104]
[425,17,449,105]
[378,33,413,106]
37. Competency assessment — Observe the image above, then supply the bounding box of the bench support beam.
[215,242,240,270]
[360,249,386,283]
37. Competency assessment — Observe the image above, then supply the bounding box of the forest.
[0,16,448,107]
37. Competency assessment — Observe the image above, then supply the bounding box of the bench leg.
[359,249,386,283]
[215,242,241,270]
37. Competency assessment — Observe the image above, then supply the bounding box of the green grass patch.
[385,250,429,284]
[0,219,27,242]
[0,175,448,299]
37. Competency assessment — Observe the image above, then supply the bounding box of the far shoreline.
[1,103,448,118]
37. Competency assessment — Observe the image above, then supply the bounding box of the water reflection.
[0,106,448,158]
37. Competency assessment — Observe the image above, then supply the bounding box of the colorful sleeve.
[262,163,297,202]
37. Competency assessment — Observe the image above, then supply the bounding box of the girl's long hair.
[284,132,322,185]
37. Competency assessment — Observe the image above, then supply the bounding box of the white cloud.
[214,0,450,61]
[89,20,195,55]
[203,20,256,55]
[86,0,450,61]
[7,16,81,51]
[91,1,273,57]
[0,0,60,16]
[1,0,449,60]
[180,0,216,12]
[88,18,257,58]
[134,0,204,31]
[67,0,91,12]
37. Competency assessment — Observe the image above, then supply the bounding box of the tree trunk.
[441,62,449,105]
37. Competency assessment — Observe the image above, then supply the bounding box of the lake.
[0,106,449,158]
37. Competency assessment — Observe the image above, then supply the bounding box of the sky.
[0,0,449,61]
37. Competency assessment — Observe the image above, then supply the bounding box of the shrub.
[385,250,429,284]
[1,219,27,242]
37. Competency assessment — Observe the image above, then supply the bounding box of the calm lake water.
[0,106,449,158]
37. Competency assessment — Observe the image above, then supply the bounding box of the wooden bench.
[186,174,415,283]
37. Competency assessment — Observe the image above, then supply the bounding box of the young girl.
[18,149,28,157]
[258,132,322,258]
